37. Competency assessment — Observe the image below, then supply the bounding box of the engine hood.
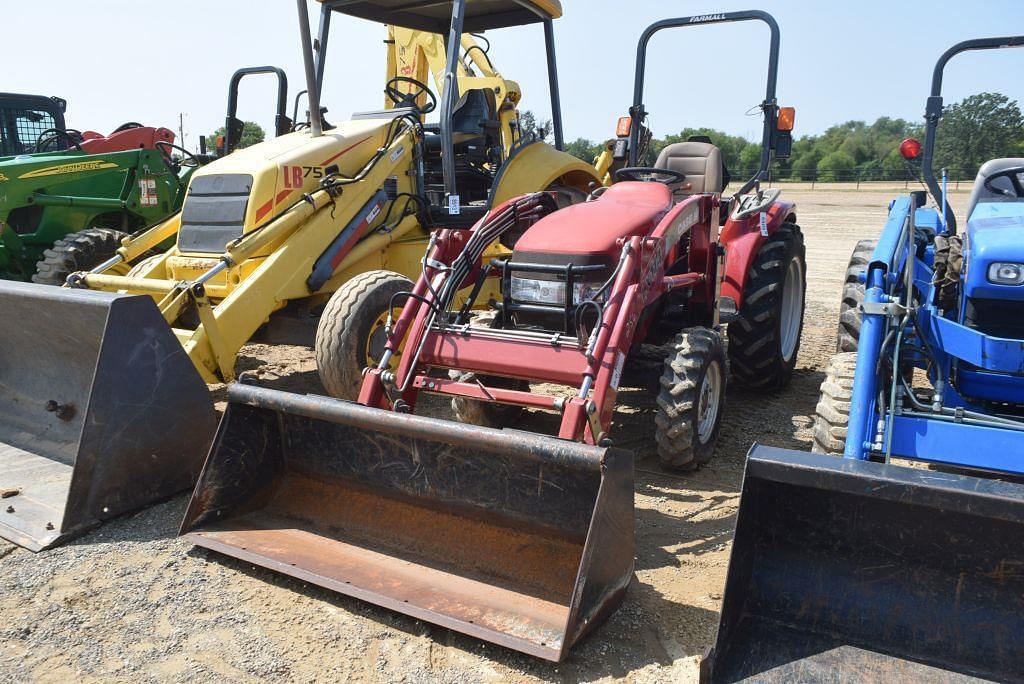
[513,182,672,261]
[964,202,1024,301]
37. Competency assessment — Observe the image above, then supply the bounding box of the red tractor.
[179,9,804,662]
[357,9,804,469]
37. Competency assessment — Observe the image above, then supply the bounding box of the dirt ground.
[0,188,969,683]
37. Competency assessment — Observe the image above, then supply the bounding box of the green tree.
[518,110,552,142]
[934,92,1024,174]
[816,150,856,181]
[738,143,762,172]
[209,121,266,151]
[565,137,603,163]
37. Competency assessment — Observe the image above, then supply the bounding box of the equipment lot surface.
[0,187,969,683]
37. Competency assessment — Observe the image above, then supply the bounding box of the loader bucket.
[180,383,634,661]
[0,281,216,551]
[708,446,1024,683]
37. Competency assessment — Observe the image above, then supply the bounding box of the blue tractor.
[707,37,1024,682]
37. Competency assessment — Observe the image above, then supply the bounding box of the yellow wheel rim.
[366,307,405,370]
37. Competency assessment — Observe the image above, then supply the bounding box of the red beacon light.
[900,138,922,160]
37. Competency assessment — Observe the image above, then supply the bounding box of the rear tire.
[655,328,727,471]
[32,228,127,286]
[727,223,806,392]
[836,240,875,353]
[811,352,858,455]
[316,270,413,401]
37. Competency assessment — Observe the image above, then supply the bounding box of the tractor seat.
[655,142,724,196]
[422,88,499,151]
[968,158,1024,218]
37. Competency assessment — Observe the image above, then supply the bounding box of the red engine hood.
[515,182,673,257]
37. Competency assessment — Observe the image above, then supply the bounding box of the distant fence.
[723,167,978,190]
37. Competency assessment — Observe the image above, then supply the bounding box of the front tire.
[836,240,875,353]
[32,228,128,286]
[655,328,727,471]
[315,270,413,401]
[728,222,806,392]
[811,352,857,455]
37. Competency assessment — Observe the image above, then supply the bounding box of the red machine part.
[358,189,719,446]
[78,127,176,154]
[718,198,796,308]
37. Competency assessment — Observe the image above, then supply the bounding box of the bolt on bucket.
[180,382,634,661]
[708,446,1024,683]
[0,281,215,551]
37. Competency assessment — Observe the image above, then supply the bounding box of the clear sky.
[5,1,1022,150]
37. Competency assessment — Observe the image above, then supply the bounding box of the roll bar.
[224,66,291,154]
[302,0,565,198]
[921,36,1024,234]
[628,10,783,196]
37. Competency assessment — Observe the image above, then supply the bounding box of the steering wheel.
[156,140,201,168]
[983,166,1024,199]
[112,122,144,133]
[614,167,687,185]
[384,76,437,115]
[35,128,83,152]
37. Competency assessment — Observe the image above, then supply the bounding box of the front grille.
[964,298,1024,340]
[178,174,252,253]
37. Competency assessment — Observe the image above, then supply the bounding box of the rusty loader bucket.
[708,446,1024,683]
[0,282,216,551]
[180,383,634,661]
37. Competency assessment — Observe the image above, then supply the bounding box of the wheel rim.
[365,308,403,369]
[697,360,723,443]
[780,256,804,362]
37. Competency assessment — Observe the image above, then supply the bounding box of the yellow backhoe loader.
[0,0,598,551]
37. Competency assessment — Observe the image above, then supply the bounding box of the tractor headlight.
[510,276,608,306]
[988,262,1024,285]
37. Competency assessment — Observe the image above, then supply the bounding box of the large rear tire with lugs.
[655,328,727,472]
[836,239,876,353]
[32,228,128,286]
[316,270,413,401]
[811,352,857,455]
[728,223,806,392]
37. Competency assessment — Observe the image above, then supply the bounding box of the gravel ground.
[0,189,969,683]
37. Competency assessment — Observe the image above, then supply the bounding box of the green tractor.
[0,91,200,284]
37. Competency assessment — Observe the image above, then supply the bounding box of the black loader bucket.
[708,446,1024,683]
[0,282,215,551]
[180,383,634,661]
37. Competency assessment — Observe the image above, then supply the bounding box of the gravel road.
[0,188,969,683]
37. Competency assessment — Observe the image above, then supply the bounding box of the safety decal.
[389,146,405,163]
[139,178,159,207]
[19,160,118,179]
[759,212,769,237]
[611,351,627,390]
[448,194,461,215]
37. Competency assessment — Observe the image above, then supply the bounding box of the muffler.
[180,382,634,661]
[0,281,215,550]
[708,446,1024,683]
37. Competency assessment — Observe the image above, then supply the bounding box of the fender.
[719,199,797,307]
[490,141,601,206]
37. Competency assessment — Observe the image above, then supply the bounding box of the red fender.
[719,199,796,309]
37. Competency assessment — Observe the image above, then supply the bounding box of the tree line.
[561,92,1024,181]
